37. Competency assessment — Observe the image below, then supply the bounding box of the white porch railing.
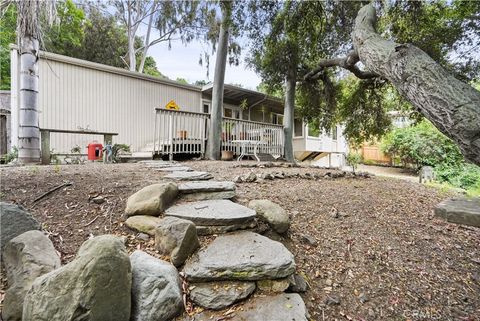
[154,108,284,159]
[153,108,209,159]
[221,117,284,158]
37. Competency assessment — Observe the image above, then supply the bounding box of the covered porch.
[153,85,286,160]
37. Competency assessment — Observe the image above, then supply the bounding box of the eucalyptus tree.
[113,0,203,73]
[204,0,244,160]
[247,1,361,162]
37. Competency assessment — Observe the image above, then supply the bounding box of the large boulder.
[248,200,290,233]
[155,217,200,267]
[189,281,256,310]
[435,197,480,227]
[183,231,295,282]
[22,235,131,321]
[0,202,41,254]
[2,231,60,321]
[130,250,183,321]
[125,215,162,235]
[125,183,178,217]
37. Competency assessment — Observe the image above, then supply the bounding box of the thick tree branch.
[352,4,480,165]
[305,50,379,80]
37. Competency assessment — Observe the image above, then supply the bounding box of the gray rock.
[137,233,150,241]
[130,250,183,321]
[248,199,290,233]
[178,181,236,193]
[155,216,200,267]
[166,200,256,226]
[91,196,105,204]
[196,221,257,236]
[245,172,257,182]
[181,191,236,201]
[287,274,309,293]
[22,235,131,321]
[125,215,162,235]
[165,171,213,181]
[257,278,290,292]
[233,176,243,183]
[183,231,295,282]
[154,166,193,172]
[2,231,61,321]
[0,202,41,254]
[300,234,317,246]
[435,197,480,227]
[180,293,308,321]
[189,281,255,310]
[125,182,178,217]
[325,295,341,306]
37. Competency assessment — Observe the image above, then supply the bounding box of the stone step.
[178,181,236,194]
[182,231,295,282]
[435,197,480,227]
[164,171,213,181]
[165,200,255,226]
[178,181,236,201]
[180,293,308,321]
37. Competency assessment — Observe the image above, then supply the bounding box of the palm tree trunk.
[18,2,41,164]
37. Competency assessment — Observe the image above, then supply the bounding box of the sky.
[149,37,262,90]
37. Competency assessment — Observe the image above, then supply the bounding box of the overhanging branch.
[304,50,379,81]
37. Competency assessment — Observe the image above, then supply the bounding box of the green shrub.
[381,120,463,169]
[4,146,18,163]
[346,152,362,173]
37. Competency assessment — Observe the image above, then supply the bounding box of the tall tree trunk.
[353,4,480,165]
[18,2,41,163]
[283,67,296,163]
[138,3,155,73]
[206,17,229,160]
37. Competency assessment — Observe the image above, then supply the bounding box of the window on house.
[234,110,240,119]
[272,114,284,125]
[224,108,232,118]
[331,126,338,140]
[203,103,210,114]
[294,118,303,137]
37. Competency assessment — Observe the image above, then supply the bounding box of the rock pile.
[234,170,372,183]
[2,161,310,321]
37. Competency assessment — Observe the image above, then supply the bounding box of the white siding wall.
[12,49,202,153]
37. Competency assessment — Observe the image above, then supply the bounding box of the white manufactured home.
[9,48,348,167]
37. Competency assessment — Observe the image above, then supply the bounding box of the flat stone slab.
[165,200,256,226]
[435,197,480,227]
[165,171,213,181]
[180,293,308,321]
[183,231,295,282]
[154,166,193,172]
[189,281,256,310]
[178,181,236,194]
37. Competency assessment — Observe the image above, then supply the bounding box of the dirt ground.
[1,160,479,321]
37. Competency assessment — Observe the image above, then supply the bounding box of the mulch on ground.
[1,161,479,321]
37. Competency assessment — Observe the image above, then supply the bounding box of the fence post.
[40,130,50,165]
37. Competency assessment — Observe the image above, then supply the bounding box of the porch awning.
[201,83,283,113]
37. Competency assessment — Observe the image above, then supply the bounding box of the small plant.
[50,149,60,165]
[112,144,131,162]
[3,146,18,163]
[30,166,40,175]
[53,164,61,173]
[69,145,84,164]
[346,152,362,174]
